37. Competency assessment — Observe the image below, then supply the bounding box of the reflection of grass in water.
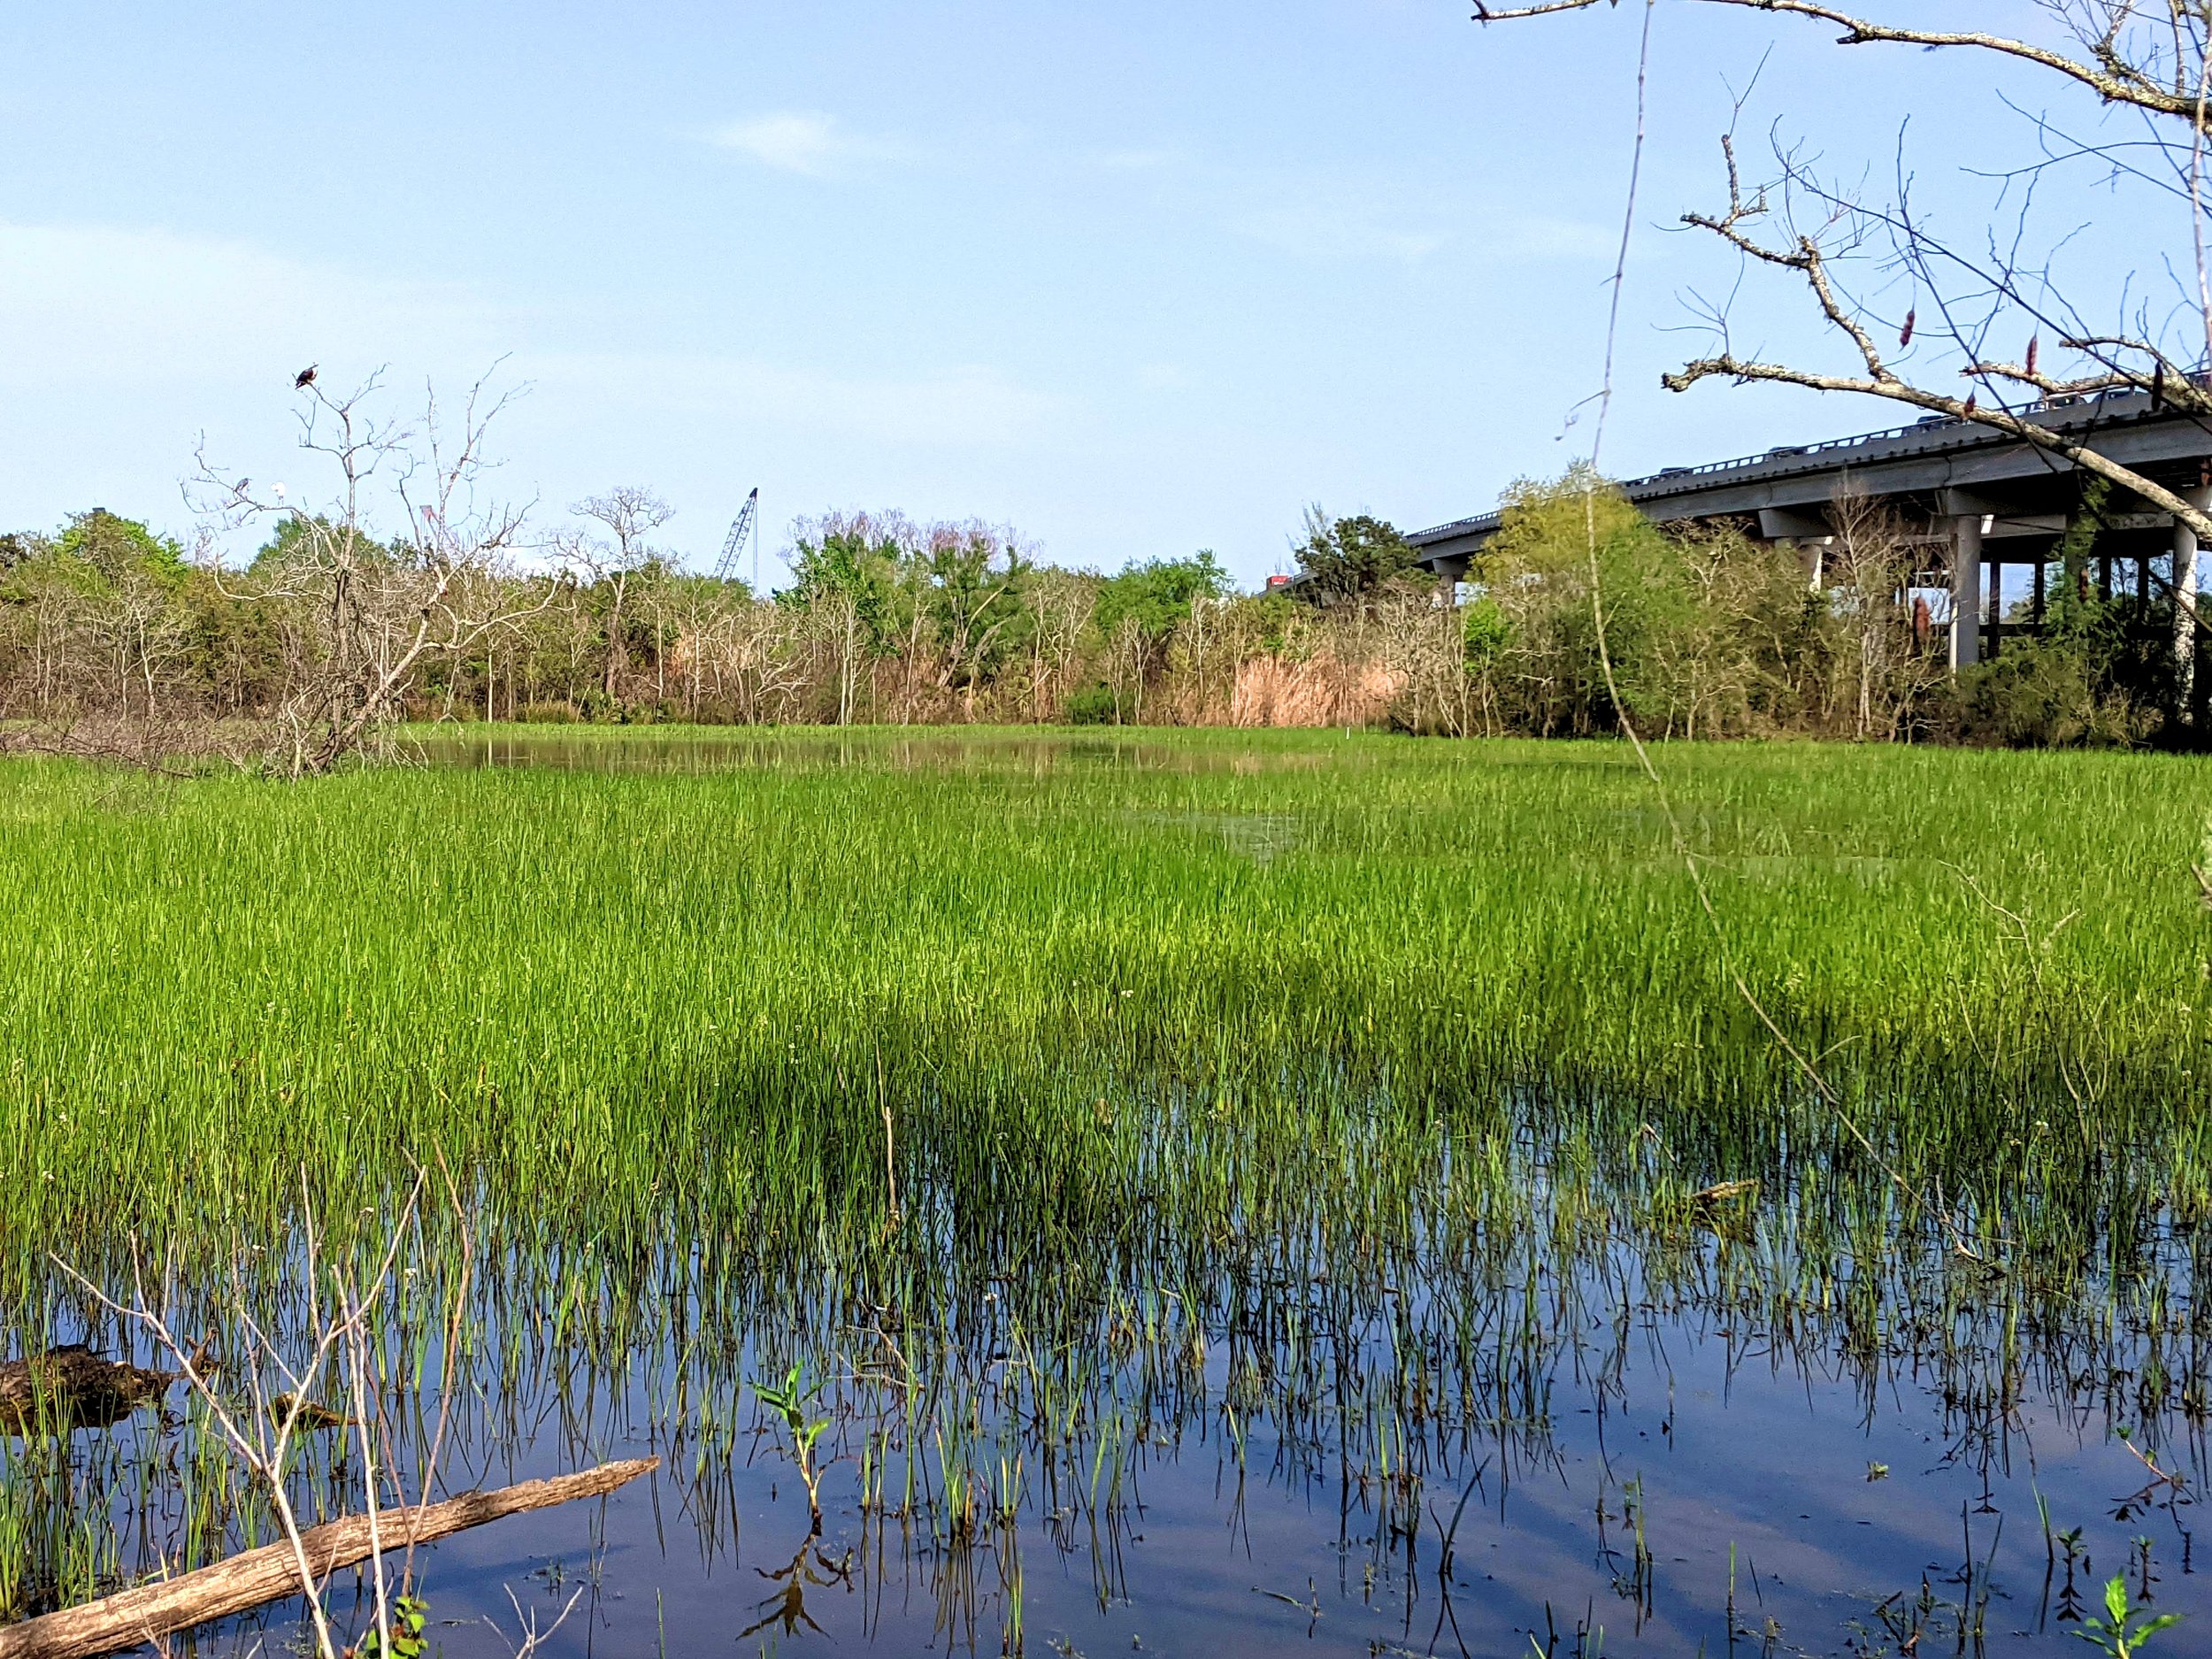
[2,1110,2204,1641]
[2,730,2210,1638]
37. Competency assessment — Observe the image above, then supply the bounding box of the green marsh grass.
[2,728,2210,1642]
[3,728,2207,1263]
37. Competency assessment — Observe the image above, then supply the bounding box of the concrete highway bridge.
[1408,388,2212,669]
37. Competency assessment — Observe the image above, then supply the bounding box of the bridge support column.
[2177,485,2208,715]
[1950,513,1984,670]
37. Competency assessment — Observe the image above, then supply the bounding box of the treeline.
[0,474,2191,747]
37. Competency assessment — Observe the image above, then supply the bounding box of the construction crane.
[712,488,760,588]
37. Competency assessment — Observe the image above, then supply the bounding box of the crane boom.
[713,488,759,584]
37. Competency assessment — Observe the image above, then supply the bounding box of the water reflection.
[6,1098,2206,1657]
[413,726,1343,776]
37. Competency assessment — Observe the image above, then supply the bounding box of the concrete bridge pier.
[1949,511,1983,671]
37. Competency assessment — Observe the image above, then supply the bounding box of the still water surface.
[144,1224,2198,1659]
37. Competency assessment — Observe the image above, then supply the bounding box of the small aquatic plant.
[344,1594,427,1659]
[2077,1575,2180,1657]
[753,1364,831,1532]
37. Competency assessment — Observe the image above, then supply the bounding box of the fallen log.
[0,1455,658,1659]
[0,1342,214,1436]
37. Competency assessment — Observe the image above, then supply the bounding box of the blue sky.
[0,4,2160,584]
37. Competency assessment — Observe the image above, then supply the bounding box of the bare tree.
[1825,480,1949,738]
[1473,2,2212,558]
[1024,568,1096,721]
[563,486,674,702]
[1103,613,1152,725]
[1167,588,1243,723]
[3,547,77,713]
[191,368,560,774]
[88,559,188,718]
[56,1170,440,1659]
[737,597,814,722]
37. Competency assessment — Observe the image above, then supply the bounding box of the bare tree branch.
[1476,0,2212,128]
[188,367,565,774]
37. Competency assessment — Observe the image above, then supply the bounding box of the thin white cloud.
[0,218,1059,457]
[706,111,908,177]
[1077,138,1614,270]
[1226,188,1620,268]
[1075,145,1453,265]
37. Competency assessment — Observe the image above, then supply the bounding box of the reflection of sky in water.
[419,731,1347,778]
[139,1268,2206,1659]
[1124,810,1302,864]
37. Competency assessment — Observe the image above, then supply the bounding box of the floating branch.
[0,1456,658,1659]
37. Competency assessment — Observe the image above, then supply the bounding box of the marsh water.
[42,1155,2200,1659]
[10,733,2208,1658]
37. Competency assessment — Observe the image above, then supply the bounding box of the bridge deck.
[1409,389,2212,576]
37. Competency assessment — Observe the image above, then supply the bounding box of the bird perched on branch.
[294,363,318,390]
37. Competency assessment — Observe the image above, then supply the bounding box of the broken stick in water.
[0,1455,658,1659]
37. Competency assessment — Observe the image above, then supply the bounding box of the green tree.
[1479,467,1698,736]
[786,518,910,723]
[1093,551,1232,722]
[40,511,195,716]
[785,522,902,638]
[54,509,188,588]
[922,526,1033,712]
[1094,551,1230,645]
[1290,508,1420,609]
[2023,476,2182,738]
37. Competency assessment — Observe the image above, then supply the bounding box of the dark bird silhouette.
[294,364,318,390]
[1898,308,1915,349]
